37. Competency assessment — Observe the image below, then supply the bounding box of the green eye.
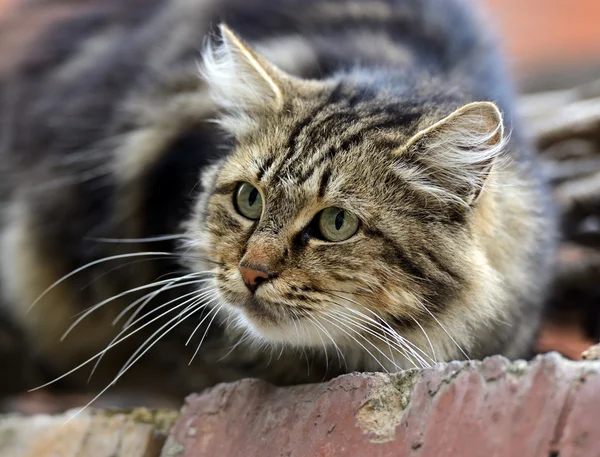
[235,182,263,220]
[317,207,359,242]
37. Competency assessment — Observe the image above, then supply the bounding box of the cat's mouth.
[219,290,317,344]
[215,274,326,344]
[239,296,282,324]
[229,297,304,343]
[219,288,356,348]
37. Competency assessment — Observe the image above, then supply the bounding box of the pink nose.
[238,265,272,292]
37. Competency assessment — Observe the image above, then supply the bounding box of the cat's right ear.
[201,24,291,135]
[398,101,506,206]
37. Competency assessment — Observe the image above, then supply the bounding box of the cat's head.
[183,25,506,365]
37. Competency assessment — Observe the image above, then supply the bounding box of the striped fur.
[0,0,555,397]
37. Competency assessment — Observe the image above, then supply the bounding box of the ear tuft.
[400,101,507,206]
[201,24,286,135]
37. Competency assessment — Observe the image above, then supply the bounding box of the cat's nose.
[238,264,274,293]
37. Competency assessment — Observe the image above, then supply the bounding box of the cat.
[0,0,556,400]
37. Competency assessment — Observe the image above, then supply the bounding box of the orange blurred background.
[486,0,600,89]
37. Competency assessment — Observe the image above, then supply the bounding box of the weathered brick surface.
[162,353,600,457]
[0,408,177,457]
[2,354,600,456]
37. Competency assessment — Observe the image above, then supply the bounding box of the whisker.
[306,314,346,370]
[345,309,430,368]
[329,308,405,363]
[30,288,210,391]
[62,273,211,340]
[88,288,215,381]
[318,315,392,373]
[289,309,301,346]
[320,291,432,369]
[277,338,286,360]
[119,275,215,328]
[145,267,194,285]
[299,321,311,376]
[189,302,224,365]
[80,257,183,291]
[85,234,187,243]
[325,305,419,368]
[410,316,438,363]
[418,298,470,361]
[334,307,428,368]
[173,289,218,324]
[29,252,184,312]
[174,253,224,266]
[73,273,205,323]
[265,343,274,369]
[64,301,209,424]
[119,285,214,333]
[115,292,217,379]
[324,291,435,365]
[216,328,252,362]
[223,311,236,333]
[185,296,221,346]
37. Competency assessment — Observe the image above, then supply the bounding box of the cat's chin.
[225,299,327,347]
[228,299,296,343]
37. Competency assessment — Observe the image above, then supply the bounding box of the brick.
[163,353,600,457]
[0,408,177,457]
[2,354,600,456]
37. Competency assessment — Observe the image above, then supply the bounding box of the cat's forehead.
[236,95,422,178]
[213,86,435,221]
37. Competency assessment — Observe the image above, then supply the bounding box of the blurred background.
[0,0,599,413]
[486,0,600,91]
[482,0,600,360]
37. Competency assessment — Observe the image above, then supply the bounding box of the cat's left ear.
[399,101,505,206]
[201,24,291,134]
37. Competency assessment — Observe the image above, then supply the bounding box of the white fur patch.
[401,101,509,206]
[200,25,284,136]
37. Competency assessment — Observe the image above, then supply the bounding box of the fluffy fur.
[0,0,555,397]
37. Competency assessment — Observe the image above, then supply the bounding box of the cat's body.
[0,0,555,397]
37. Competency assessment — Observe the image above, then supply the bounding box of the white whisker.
[334,308,426,368]
[325,292,435,365]
[30,288,211,392]
[28,252,180,312]
[88,288,216,381]
[189,301,222,365]
[306,314,346,369]
[216,328,252,362]
[64,301,208,425]
[419,298,470,361]
[289,309,301,347]
[327,308,422,369]
[119,275,215,328]
[62,273,210,340]
[80,257,182,291]
[410,316,437,363]
[319,315,392,373]
[185,296,221,347]
[85,234,186,243]
[115,293,217,379]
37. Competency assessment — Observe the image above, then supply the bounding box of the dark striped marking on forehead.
[257,83,423,191]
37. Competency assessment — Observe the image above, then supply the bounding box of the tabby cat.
[0,0,555,399]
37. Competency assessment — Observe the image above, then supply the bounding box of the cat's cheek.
[215,270,249,301]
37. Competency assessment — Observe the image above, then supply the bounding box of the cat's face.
[184,26,505,360]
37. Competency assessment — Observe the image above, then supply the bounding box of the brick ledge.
[2,353,599,457]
